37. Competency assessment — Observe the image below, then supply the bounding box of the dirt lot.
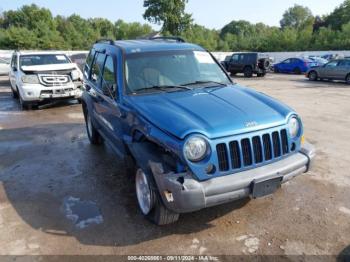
[0,74,350,258]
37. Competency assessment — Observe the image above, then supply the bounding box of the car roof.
[103,39,205,54]
[15,51,68,56]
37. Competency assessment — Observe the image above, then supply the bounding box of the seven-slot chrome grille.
[216,129,290,172]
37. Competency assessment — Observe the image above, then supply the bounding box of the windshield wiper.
[134,85,192,94]
[182,80,228,87]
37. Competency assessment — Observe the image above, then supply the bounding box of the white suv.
[9,51,83,109]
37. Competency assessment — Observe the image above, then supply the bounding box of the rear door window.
[338,60,350,67]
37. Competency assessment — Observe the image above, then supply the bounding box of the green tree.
[280,4,314,30]
[220,20,255,38]
[143,0,192,35]
[0,26,38,49]
[324,0,350,30]
[114,20,153,40]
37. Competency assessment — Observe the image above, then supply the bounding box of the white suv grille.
[39,74,70,86]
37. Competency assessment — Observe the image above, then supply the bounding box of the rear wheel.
[85,111,103,145]
[346,74,350,85]
[243,66,253,77]
[308,71,318,81]
[136,168,179,225]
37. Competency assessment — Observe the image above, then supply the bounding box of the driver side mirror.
[12,66,17,72]
[102,83,116,98]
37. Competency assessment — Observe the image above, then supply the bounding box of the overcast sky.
[1,0,345,30]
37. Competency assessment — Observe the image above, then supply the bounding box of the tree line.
[0,0,350,52]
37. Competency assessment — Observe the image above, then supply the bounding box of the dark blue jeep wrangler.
[82,37,315,225]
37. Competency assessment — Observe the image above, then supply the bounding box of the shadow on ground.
[0,123,249,247]
[289,78,349,88]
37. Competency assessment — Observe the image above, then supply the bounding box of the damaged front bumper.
[20,82,83,102]
[149,142,315,213]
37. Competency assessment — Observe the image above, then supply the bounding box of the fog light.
[164,191,174,202]
[205,164,216,175]
[291,143,296,151]
[26,92,33,96]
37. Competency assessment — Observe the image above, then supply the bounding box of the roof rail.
[149,36,186,43]
[95,39,115,45]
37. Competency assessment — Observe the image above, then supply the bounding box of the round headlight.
[184,136,208,162]
[71,69,80,81]
[288,117,300,138]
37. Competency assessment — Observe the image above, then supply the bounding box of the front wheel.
[135,168,179,225]
[346,74,350,85]
[19,95,30,110]
[85,111,103,145]
[12,86,19,99]
[308,71,318,81]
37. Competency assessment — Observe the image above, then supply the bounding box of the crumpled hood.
[21,63,77,72]
[128,85,294,139]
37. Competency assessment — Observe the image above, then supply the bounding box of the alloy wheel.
[135,169,153,215]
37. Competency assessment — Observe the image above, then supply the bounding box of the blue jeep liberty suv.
[82,37,315,225]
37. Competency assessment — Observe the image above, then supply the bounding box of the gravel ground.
[0,74,349,258]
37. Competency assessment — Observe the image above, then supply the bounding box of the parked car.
[68,52,88,71]
[0,57,10,75]
[322,54,345,61]
[273,58,317,74]
[307,59,350,84]
[308,56,328,66]
[82,37,315,225]
[221,52,270,77]
[9,51,84,110]
[321,54,334,61]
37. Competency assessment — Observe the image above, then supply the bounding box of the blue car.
[274,58,317,74]
[82,37,315,225]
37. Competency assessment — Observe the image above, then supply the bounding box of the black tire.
[257,72,266,77]
[293,67,302,75]
[136,168,179,225]
[308,71,318,81]
[243,66,253,77]
[19,95,30,110]
[12,87,18,99]
[346,74,350,85]
[84,110,103,145]
[263,60,270,69]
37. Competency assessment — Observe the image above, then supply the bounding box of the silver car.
[307,59,350,84]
